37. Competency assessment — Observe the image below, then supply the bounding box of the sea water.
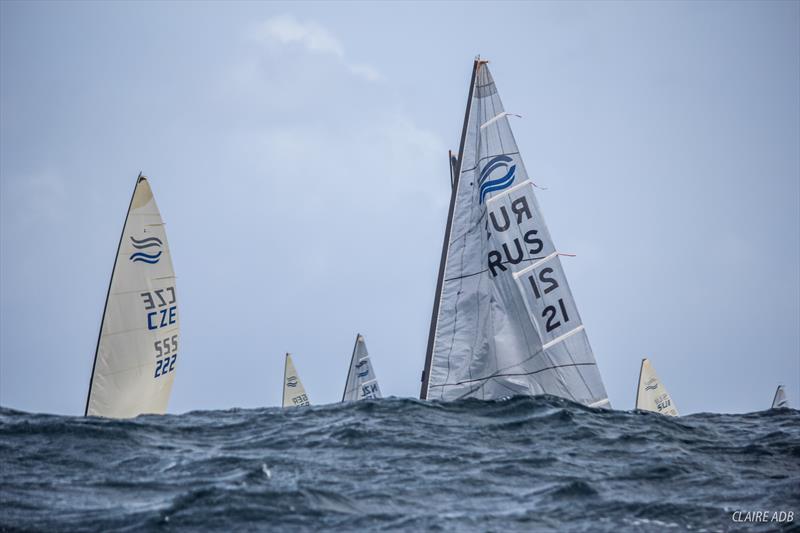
[1,397,798,532]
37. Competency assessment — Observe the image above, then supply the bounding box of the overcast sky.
[1,1,798,415]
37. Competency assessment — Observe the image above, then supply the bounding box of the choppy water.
[1,397,798,532]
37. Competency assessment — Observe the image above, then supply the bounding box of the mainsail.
[342,334,382,402]
[283,353,310,407]
[635,358,678,416]
[771,385,788,409]
[85,174,179,418]
[420,59,609,407]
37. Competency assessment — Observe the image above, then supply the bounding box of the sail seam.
[429,362,600,388]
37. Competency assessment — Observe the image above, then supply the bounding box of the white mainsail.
[771,385,788,409]
[85,174,179,418]
[635,358,678,416]
[342,334,382,402]
[420,59,609,407]
[283,353,310,408]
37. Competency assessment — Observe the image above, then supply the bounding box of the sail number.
[486,196,546,277]
[526,268,570,332]
[141,286,178,330]
[154,334,178,378]
[361,382,379,399]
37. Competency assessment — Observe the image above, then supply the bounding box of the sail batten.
[85,174,179,418]
[342,334,382,402]
[420,60,609,406]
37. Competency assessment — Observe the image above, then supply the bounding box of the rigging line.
[429,362,600,388]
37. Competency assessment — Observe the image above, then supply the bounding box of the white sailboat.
[342,334,382,402]
[420,58,610,407]
[771,385,788,409]
[635,358,678,416]
[85,173,179,418]
[283,353,310,407]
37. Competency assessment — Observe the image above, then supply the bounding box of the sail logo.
[644,378,658,391]
[287,376,299,388]
[356,360,370,378]
[479,155,516,203]
[129,236,163,264]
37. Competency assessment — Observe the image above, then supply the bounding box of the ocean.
[1,397,798,532]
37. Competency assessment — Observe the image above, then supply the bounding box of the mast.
[84,173,143,416]
[420,58,482,399]
[342,334,360,402]
[282,353,289,408]
[635,358,646,409]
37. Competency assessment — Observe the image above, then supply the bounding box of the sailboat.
[771,385,789,409]
[419,58,610,407]
[342,334,382,402]
[283,353,311,407]
[85,173,179,418]
[635,358,678,416]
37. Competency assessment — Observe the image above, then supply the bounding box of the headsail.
[342,334,382,402]
[771,385,788,409]
[635,358,678,416]
[283,353,310,407]
[85,174,179,418]
[420,59,609,407]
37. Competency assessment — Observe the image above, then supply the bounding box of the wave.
[1,397,798,532]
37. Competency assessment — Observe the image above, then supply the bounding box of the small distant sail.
[635,358,678,416]
[283,353,310,408]
[771,385,788,409]
[85,174,179,418]
[341,334,382,402]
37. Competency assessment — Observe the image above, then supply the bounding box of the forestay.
[283,353,311,408]
[420,59,609,407]
[342,334,382,402]
[635,358,678,416]
[771,385,788,409]
[85,174,179,418]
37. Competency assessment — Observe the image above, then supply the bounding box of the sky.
[1,1,798,416]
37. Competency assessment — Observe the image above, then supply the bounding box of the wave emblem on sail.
[85,174,178,418]
[636,358,678,416]
[479,155,516,203]
[420,59,610,407]
[129,236,163,264]
[342,334,382,402]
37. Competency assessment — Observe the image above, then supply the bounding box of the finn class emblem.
[129,236,163,264]
[479,155,516,203]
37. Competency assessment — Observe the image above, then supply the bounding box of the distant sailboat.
[420,58,610,407]
[771,385,788,409]
[85,174,179,418]
[635,358,678,416]
[342,334,382,402]
[283,353,310,407]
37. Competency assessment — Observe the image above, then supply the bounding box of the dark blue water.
[1,397,798,532]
